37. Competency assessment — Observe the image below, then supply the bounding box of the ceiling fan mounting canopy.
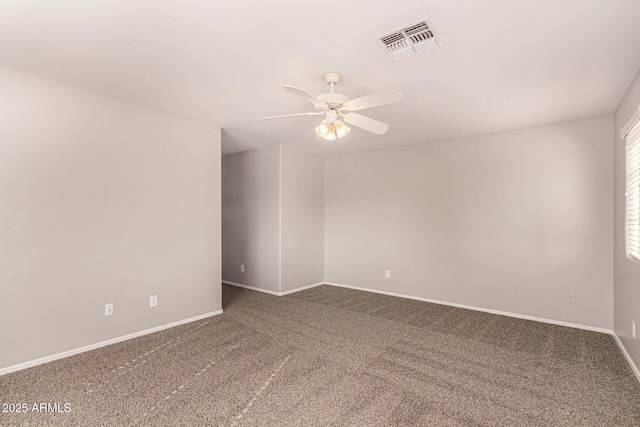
[322,72,342,85]
[257,72,403,139]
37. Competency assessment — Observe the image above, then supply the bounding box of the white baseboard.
[0,309,223,377]
[613,333,640,384]
[223,280,324,296]
[280,282,325,296]
[223,280,281,296]
[324,282,613,335]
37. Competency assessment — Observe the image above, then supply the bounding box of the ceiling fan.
[258,72,403,141]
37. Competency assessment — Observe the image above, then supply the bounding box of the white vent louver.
[376,17,441,61]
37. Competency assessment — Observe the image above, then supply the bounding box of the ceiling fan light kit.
[316,119,350,141]
[258,72,402,141]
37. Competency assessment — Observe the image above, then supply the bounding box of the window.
[625,112,640,261]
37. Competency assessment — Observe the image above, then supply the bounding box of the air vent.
[376,17,441,61]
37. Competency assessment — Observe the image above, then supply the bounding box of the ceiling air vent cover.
[376,17,441,61]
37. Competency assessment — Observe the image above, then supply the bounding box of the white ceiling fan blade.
[257,111,324,120]
[342,89,403,112]
[284,85,328,110]
[343,113,389,135]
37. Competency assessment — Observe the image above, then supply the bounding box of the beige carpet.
[1,284,639,426]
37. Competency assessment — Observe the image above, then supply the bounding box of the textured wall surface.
[222,146,280,292]
[0,66,222,370]
[614,69,640,373]
[281,146,324,292]
[325,116,613,329]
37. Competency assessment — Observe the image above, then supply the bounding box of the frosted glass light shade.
[315,120,331,136]
[334,121,350,138]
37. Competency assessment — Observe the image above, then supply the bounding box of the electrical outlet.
[150,295,158,308]
[384,270,391,279]
[633,321,636,339]
[567,293,576,304]
[104,303,114,316]
[240,264,245,273]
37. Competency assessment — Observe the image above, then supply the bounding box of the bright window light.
[625,117,640,261]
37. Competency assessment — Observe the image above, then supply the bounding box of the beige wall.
[222,145,324,293]
[614,69,640,371]
[0,66,222,370]
[281,146,324,292]
[222,146,280,292]
[325,116,613,329]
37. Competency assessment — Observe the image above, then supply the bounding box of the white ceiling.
[1,0,640,157]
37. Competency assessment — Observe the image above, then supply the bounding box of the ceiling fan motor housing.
[317,92,349,110]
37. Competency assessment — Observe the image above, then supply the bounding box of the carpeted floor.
[1,284,639,426]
